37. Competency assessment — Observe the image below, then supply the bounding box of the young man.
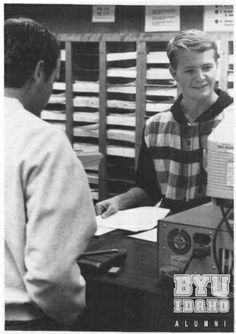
[4,17,96,330]
[96,29,233,217]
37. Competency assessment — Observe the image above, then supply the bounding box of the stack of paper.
[73,112,99,122]
[107,67,136,78]
[49,93,66,104]
[53,82,66,90]
[107,114,135,127]
[147,51,169,64]
[147,68,173,80]
[41,110,66,120]
[107,100,136,110]
[107,51,137,62]
[146,102,173,113]
[73,143,99,153]
[107,85,136,94]
[107,129,135,143]
[73,124,99,138]
[73,81,99,93]
[107,146,135,158]
[146,87,177,97]
[96,206,169,234]
[73,96,99,108]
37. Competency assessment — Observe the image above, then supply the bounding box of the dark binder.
[77,249,127,275]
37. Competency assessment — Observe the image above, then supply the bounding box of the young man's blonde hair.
[167,29,219,69]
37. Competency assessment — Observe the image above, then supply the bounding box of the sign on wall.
[92,5,115,23]
[145,6,180,32]
[203,5,233,31]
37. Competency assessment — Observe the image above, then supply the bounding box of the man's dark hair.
[5,17,60,88]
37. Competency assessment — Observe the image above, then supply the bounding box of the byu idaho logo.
[173,274,230,313]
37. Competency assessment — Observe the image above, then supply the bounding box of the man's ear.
[33,60,45,86]
[169,66,177,80]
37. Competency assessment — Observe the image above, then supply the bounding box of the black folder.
[77,249,127,275]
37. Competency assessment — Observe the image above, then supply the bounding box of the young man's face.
[170,49,218,104]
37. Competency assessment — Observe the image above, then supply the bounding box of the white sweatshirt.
[4,97,96,325]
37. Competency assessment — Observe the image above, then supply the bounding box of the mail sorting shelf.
[41,32,233,202]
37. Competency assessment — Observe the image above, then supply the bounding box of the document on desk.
[95,226,114,236]
[96,206,169,233]
[129,228,157,242]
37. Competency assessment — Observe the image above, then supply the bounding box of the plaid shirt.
[135,89,233,212]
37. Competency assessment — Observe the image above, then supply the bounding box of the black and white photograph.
[3,0,234,332]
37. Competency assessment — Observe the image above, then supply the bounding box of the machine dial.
[168,228,191,255]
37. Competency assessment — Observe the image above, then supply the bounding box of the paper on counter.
[95,226,115,236]
[96,206,169,232]
[129,228,157,242]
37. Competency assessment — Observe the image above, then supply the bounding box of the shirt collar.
[171,88,233,125]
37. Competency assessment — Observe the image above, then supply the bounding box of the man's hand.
[96,188,152,219]
[95,196,120,218]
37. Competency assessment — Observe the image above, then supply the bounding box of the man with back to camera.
[96,29,233,218]
[4,17,97,331]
